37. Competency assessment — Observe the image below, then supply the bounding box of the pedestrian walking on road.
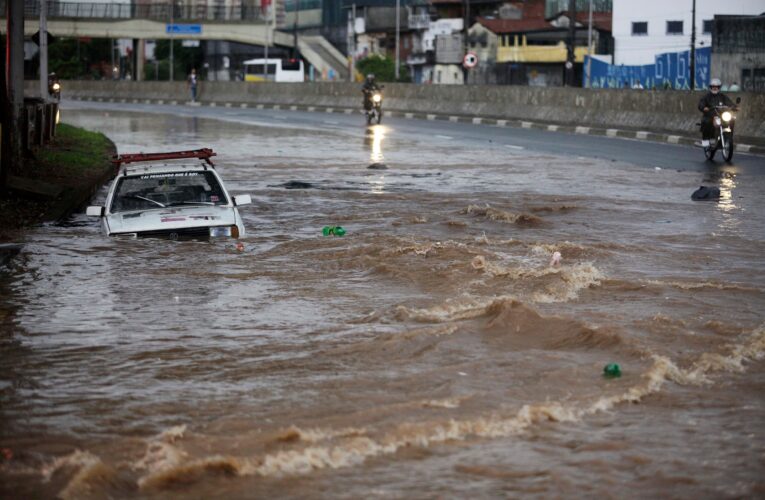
[187,68,198,103]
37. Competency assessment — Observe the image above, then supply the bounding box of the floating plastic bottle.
[603,363,621,378]
[322,225,346,237]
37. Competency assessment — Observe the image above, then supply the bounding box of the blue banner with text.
[585,47,711,90]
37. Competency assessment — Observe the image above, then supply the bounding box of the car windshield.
[110,171,228,213]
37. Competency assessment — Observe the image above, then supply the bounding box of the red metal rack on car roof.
[111,148,216,168]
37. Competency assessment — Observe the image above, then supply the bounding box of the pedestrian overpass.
[0,0,349,81]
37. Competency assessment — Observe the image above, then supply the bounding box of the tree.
[356,55,410,83]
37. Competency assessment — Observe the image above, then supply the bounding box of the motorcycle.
[702,97,741,162]
[364,89,383,125]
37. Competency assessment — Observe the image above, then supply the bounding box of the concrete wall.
[60,80,765,144]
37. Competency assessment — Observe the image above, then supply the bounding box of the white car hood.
[106,205,237,234]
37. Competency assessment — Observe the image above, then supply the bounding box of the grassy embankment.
[0,123,116,240]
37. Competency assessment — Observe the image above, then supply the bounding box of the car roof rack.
[112,148,216,168]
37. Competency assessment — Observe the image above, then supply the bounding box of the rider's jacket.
[698,92,734,116]
[362,81,381,94]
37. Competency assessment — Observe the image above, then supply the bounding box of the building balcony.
[408,13,431,29]
[497,43,591,64]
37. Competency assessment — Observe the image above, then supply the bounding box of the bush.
[356,55,410,83]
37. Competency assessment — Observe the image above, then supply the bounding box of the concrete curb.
[70,96,765,156]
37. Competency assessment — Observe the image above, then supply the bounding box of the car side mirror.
[86,206,104,217]
[233,194,252,206]
[736,97,741,104]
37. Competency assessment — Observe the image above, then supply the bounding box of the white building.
[612,0,765,65]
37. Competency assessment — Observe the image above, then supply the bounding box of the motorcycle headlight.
[721,111,732,122]
[713,116,722,127]
[372,94,382,103]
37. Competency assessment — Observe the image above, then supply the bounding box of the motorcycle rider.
[698,78,735,148]
[361,73,381,111]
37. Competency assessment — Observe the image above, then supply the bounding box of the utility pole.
[293,0,299,58]
[264,8,269,80]
[347,4,356,82]
[395,0,400,80]
[586,0,593,88]
[5,0,24,177]
[169,0,174,82]
[40,0,48,99]
[690,0,696,90]
[566,0,576,86]
[463,0,470,84]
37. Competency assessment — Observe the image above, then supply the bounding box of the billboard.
[585,47,711,89]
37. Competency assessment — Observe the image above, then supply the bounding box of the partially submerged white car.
[86,148,251,239]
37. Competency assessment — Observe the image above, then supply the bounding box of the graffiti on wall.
[585,47,711,89]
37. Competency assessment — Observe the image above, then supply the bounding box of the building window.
[631,22,648,36]
[703,19,713,34]
[666,20,683,35]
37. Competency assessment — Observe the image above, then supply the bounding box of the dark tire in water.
[723,133,734,162]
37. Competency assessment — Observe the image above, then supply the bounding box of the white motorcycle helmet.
[709,78,722,94]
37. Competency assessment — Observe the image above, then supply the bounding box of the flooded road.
[1,103,764,498]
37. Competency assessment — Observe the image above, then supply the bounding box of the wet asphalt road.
[63,99,764,175]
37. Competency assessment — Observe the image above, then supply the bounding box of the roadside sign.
[463,52,478,69]
[166,24,202,35]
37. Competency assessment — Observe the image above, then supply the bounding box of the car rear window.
[110,171,229,212]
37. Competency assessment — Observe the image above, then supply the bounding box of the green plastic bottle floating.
[322,225,346,237]
[603,363,621,378]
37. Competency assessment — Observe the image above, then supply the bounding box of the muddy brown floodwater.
[1,106,764,499]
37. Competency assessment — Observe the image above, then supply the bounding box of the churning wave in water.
[44,325,764,496]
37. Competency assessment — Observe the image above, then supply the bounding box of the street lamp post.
[586,0,592,88]
[690,0,696,90]
[169,0,174,81]
[40,0,48,99]
[394,0,400,80]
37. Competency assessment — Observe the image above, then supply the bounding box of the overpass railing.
[1,0,268,22]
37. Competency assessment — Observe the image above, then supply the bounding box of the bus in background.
[243,58,305,82]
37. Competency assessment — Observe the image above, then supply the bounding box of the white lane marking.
[436,135,453,140]
[323,120,339,125]
[606,128,619,137]
[505,144,525,150]
[272,115,287,120]
[472,117,482,125]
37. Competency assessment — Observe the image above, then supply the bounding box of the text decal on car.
[140,172,202,179]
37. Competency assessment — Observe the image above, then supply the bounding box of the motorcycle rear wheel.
[722,133,734,162]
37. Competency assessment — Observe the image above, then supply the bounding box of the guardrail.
[0,0,267,22]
